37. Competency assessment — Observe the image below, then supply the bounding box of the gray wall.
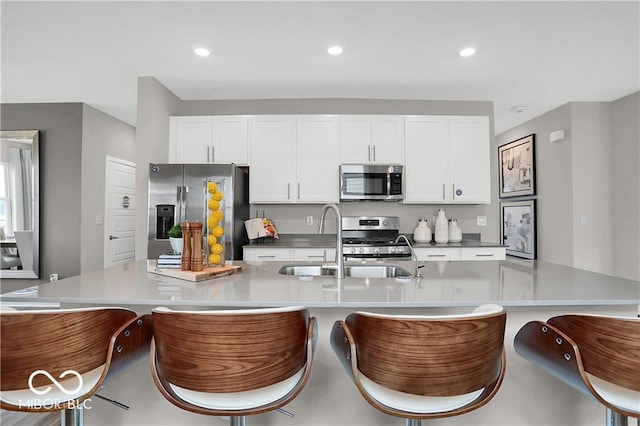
[496,93,640,280]
[610,92,640,280]
[134,77,498,260]
[81,104,136,272]
[1,103,136,283]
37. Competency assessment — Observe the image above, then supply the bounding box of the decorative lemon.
[213,210,224,222]
[212,191,224,201]
[207,199,219,211]
[212,225,224,237]
[207,181,217,194]
[207,215,218,228]
[209,253,221,265]
[211,243,223,254]
[207,235,217,246]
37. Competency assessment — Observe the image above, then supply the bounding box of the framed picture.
[498,134,535,198]
[501,200,536,259]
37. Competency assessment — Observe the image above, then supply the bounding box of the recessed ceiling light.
[328,46,343,56]
[459,47,476,57]
[512,106,528,113]
[194,47,211,57]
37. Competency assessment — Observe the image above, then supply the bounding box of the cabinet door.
[371,116,404,163]
[415,247,461,261]
[340,115,372,163]
[212,116,249,165]
[296,115,340,203]
[249,116,296,203]
[169,117,212,163]
[449,116,490,204]
[404,116,450,203]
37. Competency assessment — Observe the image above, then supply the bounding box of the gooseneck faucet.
[317,203,344,279]
[394,234,423,278]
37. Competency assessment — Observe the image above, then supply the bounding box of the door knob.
[109,235,119,240]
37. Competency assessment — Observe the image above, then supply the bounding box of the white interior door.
[104,156,136,268]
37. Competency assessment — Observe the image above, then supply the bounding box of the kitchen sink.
[277,264,412,278]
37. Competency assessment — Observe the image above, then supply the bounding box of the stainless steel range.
[341,216,412,259]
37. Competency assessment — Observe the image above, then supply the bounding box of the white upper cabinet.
[295,115,340,203]
[340,115,404,164]
[249,115,296,203]
[248,115,340,204]
[404,115,490,204]
[169,116,249,165]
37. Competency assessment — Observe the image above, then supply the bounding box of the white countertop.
[1,259,638,308]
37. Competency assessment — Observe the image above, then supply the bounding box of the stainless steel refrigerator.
[147,163,249,260]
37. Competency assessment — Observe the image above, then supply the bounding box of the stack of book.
[156,253,181,269]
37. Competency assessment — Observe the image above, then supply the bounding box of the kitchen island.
[2,258,637,308]
[1,259,638,426]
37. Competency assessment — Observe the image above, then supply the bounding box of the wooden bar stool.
[150,306,317,426]
[330,304,506,426]
[0,307,153,425]
[514,314,640,426]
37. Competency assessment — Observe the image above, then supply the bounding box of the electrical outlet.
[306,216,313,226]
[476,216,487,226]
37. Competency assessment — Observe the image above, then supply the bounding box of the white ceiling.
[2,1,638,134]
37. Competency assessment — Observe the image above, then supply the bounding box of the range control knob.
[358,247,365,254]
[350,248,357,254]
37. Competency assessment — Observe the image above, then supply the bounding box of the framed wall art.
[501,199,536,259]
[498,134,535,198]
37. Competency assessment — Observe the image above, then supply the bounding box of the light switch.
[580,216,589,226]
[476,216,487,226]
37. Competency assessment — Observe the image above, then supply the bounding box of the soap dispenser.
[413,218,432,243]
[434,208,449,244]
[448,218,463,243]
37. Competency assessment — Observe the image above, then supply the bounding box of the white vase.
[412,219,432,243]
[448,219,463,243]
[169,237,183,254]
[434,209,449,244]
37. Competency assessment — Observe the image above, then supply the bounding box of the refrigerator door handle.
[182,186,189,221]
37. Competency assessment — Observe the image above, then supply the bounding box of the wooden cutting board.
[147,260,242,282]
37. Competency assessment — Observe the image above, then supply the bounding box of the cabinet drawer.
[243,248,291,261]
[291,248,336,261]
[459,247,506,261]
[415,248,461,261]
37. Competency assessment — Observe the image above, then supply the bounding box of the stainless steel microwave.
[340,164,404,201]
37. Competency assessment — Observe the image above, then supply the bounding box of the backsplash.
[248,203,498,243]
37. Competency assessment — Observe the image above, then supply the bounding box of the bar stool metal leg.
[61,406,84,426]
[405,419,422,426]
[229,415,246,426]
[605,408,628,426]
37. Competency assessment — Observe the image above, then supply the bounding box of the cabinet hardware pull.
[442,183,445,200]
[372,145,376,161]
[211,146,215,162]
[287,183,290,200]
[297,183,300,200]
[452,184,455,200]
[257,255,276,258]
[476,254,494,257]
[206,146,210,162]
[428,254,446,257]
[367,145,371,162]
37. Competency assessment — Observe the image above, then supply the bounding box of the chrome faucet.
[394,234,423,278]
[317,203,344,279]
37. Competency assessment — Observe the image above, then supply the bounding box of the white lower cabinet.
[243,248,292,261]
[291,248,336,261]
[415,248,461,261]
[243,247,336,262]
[415,247,505,261]
[459,247,506,261]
